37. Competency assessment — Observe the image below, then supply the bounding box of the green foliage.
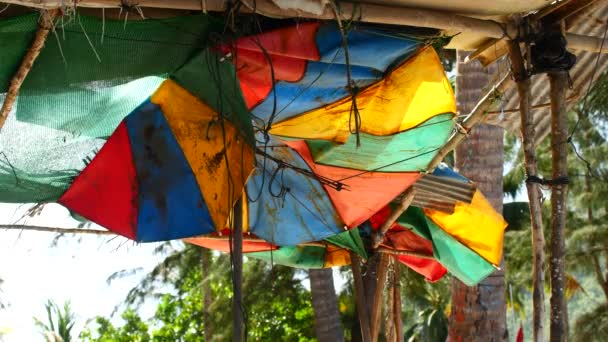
[572,303,608,342]
[502,70,608,338]
[33,300,76,342]
[503,202,531,231]
[81,244,316,341]
[400,268,450,342]
[404,308,448,342]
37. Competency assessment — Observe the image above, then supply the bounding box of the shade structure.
[186,228,367,269]
[0,11,508,275]
[59,80,254,242]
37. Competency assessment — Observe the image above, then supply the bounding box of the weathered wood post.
[548,70,569,342]
[351,253,372,342]
[507,40,546,342]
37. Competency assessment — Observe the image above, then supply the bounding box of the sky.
[0,203,165,341]
[0,203,345,341]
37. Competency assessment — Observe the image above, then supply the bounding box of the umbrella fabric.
[247,228,367,268]
[184,229,277,254]
[229,22,422,120]
[424,165,507,265]
[425,190,507,266]
[269,47,456,142]
[369,207,447,282]
[59,80,254,242]
[283,139,421,227]
[397,206,496,286]
[0,13,224,203]
[187,228,367,269]
[245,139,344,246]
[303,113,454,172]
[230,24,456,173]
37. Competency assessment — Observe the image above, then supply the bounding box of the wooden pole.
[370,253,390,342]
[507,40,546,342]
[392,258,403,342]
[372,188,415,248]
[232,199,244,342]
[427,73,512,171]
[350,253,372,342]
[548,71,569,342]
[0,9,59,130]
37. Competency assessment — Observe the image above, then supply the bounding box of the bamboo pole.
[350,253,372,342]
[0,9,59,130]
[232,199,244,342]
[372,188,415,248]
[370,253,390,342]
[426,73,512,171]
[4,0,608,54]
[548,71,569,342]
[507,40,546,342]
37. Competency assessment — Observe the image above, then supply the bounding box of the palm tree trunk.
[449,51,507,342]
[309,268,345,342]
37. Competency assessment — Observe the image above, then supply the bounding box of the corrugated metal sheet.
[485,0,608,140]
[395,174,477,213]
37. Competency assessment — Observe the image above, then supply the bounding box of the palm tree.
[448,51,507,341]
[33,300,76,342]
[309,268,345,342]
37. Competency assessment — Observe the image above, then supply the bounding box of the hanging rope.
[330,2,362,147]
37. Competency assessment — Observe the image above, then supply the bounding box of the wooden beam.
[548,71,570,342]
[507,40,546,342]
[232,199,244,342]
[426,73,512,171]
[351,253,372,342]
[0,8,59,130]
[3,0,608,55]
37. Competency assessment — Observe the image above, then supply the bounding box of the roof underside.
[1,0,607,141]
[484,0,608,141]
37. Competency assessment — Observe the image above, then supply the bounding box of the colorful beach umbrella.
[59,79,254,242]
[227,22,456,173]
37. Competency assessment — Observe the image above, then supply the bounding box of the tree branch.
[0,224,114,235]
[592,254,608,301]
